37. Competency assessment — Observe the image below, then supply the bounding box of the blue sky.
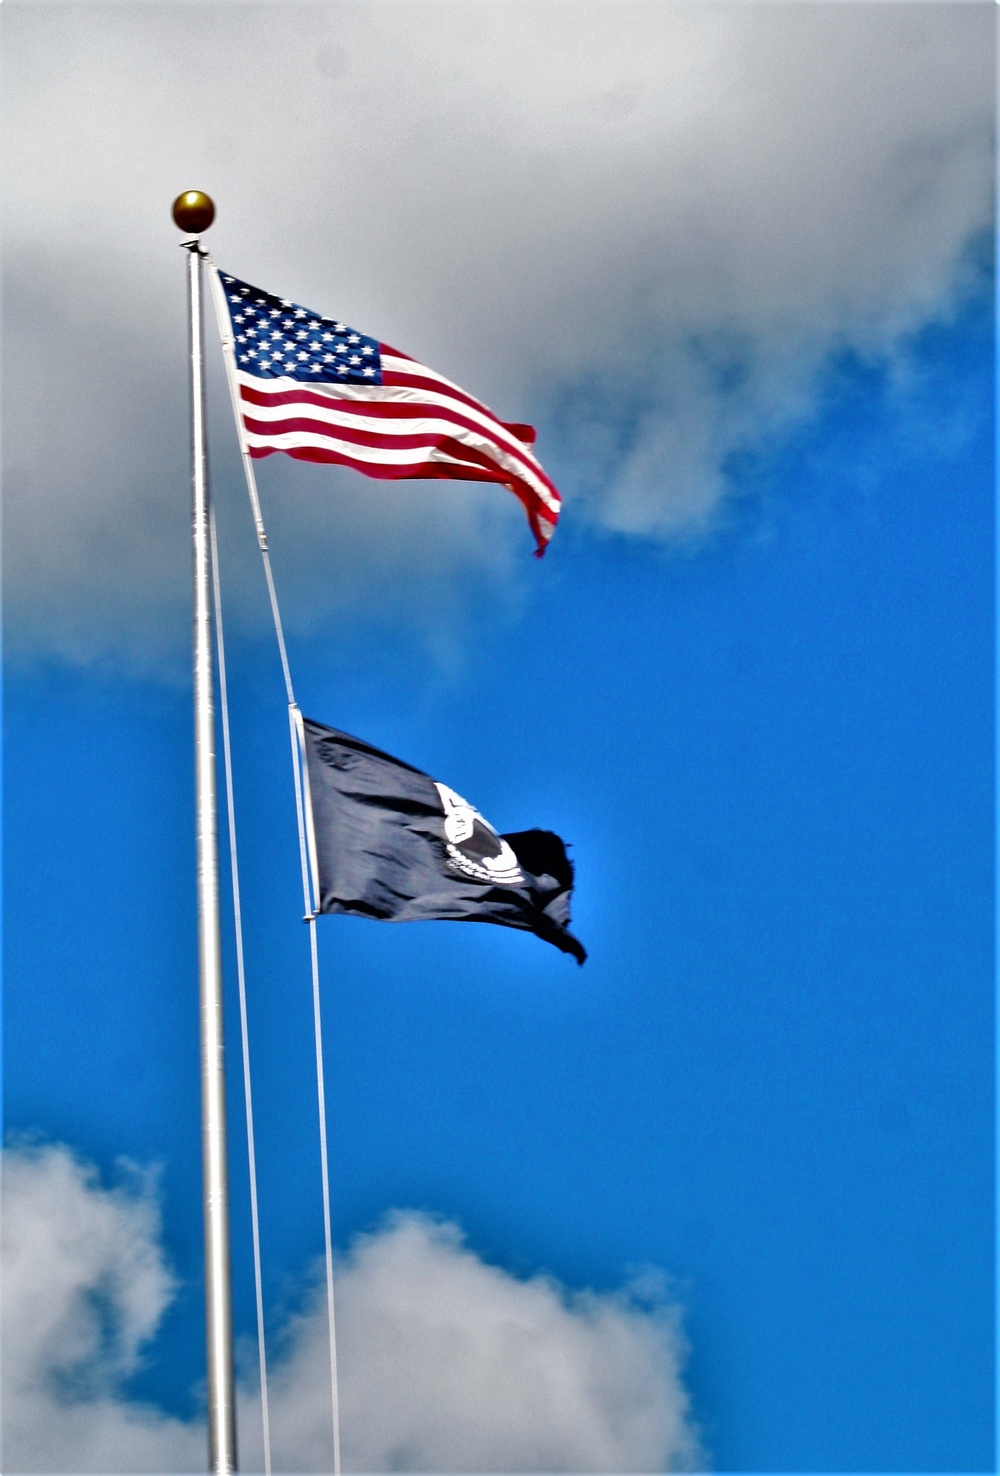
[2,4,995,1473]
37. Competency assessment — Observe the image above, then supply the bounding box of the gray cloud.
[1,1142,703,1472]
[3,2,992,666]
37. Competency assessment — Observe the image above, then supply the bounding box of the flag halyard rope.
[209,257,343,1476]
[289,704,342,1473]
[209,507,273,1476]
[308,912,343,1476]
[207,257,295,710]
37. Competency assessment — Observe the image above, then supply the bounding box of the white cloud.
[2,2,992,666]
[1,1143,704,1472]
[0,1142,204,1473]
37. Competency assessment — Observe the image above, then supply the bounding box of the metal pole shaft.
[187,239,238,1476]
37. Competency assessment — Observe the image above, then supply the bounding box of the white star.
[362,367,376,377]
[348,334,360,344]
[247,349,257,358]
[260,358,271,369]
[334,322,346,333]
[237,334,246,344]
[322,331,334,342]
[246,328,257,338]
[337,365,348,375]
[298,350,309,360]
[269,308,281,318]
[294,308,307,318]
[235,314,245,324]
[324,353,335,362]
[310,364,322,373]
[296,330,308,340]
[362,345,373,356]
[238,353,249,363]
[349,354,361,365]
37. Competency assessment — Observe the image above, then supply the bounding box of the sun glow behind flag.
[216,271,563,553]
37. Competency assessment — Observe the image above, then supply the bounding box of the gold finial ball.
[172,190,215,234]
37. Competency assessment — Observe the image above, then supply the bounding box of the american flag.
[216,271,562,554]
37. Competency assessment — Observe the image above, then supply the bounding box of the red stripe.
[246,431,558,537]
[240,384,504,440]
[240,378,533,457]
[237,353,560,553]
[378,351,534,449]
[243,413,508,458]
[251,429,558,526]
[239,387,560,506]
[242,406,555,482]
[243,377,526,447]
[380,361,504,424]
[243,367,505,436]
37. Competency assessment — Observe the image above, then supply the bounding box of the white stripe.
[245,427,481,468]
[247,427,485,475]
[380,352,488,403]
[244,425,558,521]
[247,398,500,444]
[237,376,560,516]
[380,355,541,458]
[235,369,550,486]
[243,400,559,514]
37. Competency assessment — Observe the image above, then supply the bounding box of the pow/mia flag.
[301,718,586,963]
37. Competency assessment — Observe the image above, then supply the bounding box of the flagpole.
[174,190,238,1476]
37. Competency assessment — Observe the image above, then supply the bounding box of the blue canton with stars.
[220,272,383,385]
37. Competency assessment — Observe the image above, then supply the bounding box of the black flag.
[301,718,586,963]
